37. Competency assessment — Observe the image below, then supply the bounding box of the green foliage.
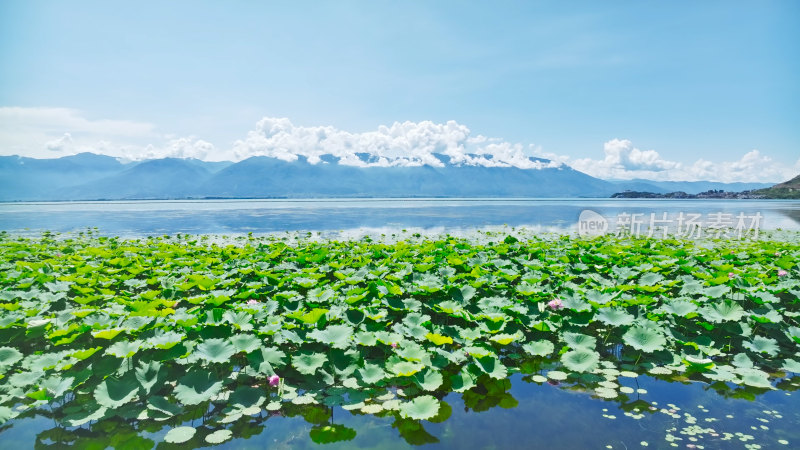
[0,231,798,444]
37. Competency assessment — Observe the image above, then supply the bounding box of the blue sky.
[1,1,798,182]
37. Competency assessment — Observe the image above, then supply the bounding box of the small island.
[612,174,800,199]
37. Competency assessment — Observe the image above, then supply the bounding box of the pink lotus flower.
[547,298,564,310]
[390,342,398,349]
[268,375,280,387]
[246,299,259,306]
[778,270,788,277]
[728,272,736,279]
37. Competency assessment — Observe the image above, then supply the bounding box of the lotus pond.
[0,229,799,448]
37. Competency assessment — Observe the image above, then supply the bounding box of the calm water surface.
[1,198,799,236]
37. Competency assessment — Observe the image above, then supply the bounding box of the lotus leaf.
[195,338,237,363]
[293,352,328,375]
[561,349,601,373]
[164,426,197,444]
[308,324,353,349]
[205,429,233,444]
[94,373,139,408]
[622,326,667,353]
[400,395,441,420]
[174,370,224,405]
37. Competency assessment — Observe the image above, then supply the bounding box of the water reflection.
[3,347,798,449]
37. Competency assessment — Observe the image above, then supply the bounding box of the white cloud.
[0,107,219,161]
[563,139,798,183]
[230,117,562,169]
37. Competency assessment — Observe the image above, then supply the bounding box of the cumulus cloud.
[45,133,74,152]
[0,107,219,161]
[563,139,798,183]
[229,117,561,169]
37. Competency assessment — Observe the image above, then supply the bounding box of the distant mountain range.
[0,152,780,201]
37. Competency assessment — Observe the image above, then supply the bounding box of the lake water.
[1,198,799,237]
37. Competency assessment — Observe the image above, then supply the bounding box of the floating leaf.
[561,349,601,373]
[622,326,666,353]
[522,340,554,356]
[308,324,354,349]
[205,429,233,444]
[743,336,779,357]
[195,338,237,364]
[164,426,196,444]
[94,373,139,408]
[563,332,597,350]
[174,370,224,405]
[594,308,635,326]
[399,395,440,420]
[0,347,23,370]
[293,352,328,375]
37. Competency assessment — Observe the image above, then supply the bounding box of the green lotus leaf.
[737,368,773,389]
[561,349,601,373]
[475,355,508,379]
[0,406,16,425]
[522,340,554,356]
[0,346,23,370]
[659,299,698,317]
[358,363,387,384]
[425,333,453,346]
[732,352,754,368]
[230,334,261,354]
[308,324,353,349]
[287,308,329,324]
[105,340,142,358]
[229,385,266,409]
[743,336,779,357]
[781,359,800,373]
[223,310,253,331]
[195,338,237,364]
[205,429,233,444]
[40,376,74,399]
[92,328,124,340]
[700,300,746,323]
[63,405,108,427]
[94,373,139,408]
[563,332,597,350]
[164,426,196,444]
[622,326,667,353]
[293,351,328,375]
[355,331,378,346]
[594,308,635,326]
[450,370,476,393]
[414,368,444,391]
[490,332,522,345]
[25,351,70,372]
[584,290,618,305]
[309,424,357,444]
[560,295,591,312]
[399,395,441,421]
[135,360,164,395]
[248,347,287,374]
[396,343,431,364]
[386,357,424,377]
[147,395,183,417]
[787,326,800,344]
[174,369,224,405]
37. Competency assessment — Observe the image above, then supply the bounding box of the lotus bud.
[268,375,280,387]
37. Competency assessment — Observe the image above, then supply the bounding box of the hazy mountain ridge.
[0,152,784,201]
